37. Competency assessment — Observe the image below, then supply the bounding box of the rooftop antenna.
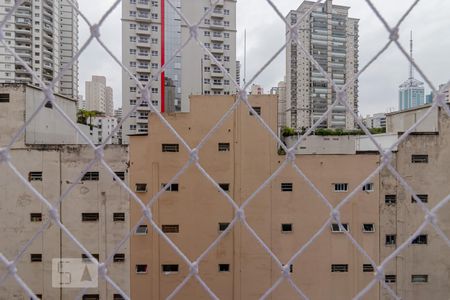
[409,30,414,80]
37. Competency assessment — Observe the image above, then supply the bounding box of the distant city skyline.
[77,0,450,116]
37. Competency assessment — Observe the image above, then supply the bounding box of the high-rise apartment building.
[85,75,114,115]
[398,32,424,110]
[121,0,237,144]
[286,0,359,130]
[0,0,79,98]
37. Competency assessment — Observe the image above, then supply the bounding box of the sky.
[78,0,450,116]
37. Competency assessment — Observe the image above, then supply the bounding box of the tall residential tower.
[0,0,79,98]
[121,0,237,143]
[286,0,359,130]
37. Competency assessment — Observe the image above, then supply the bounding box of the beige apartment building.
[129,95,381,299]
[0,84,130,300]
[286,0,359,130]
[85,75,114,116]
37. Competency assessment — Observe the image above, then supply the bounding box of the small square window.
[82,295,99,300]
[411,274,428,283]
[411,234,427,245]
[113,294,125,300]
[385,275,396,283]
[114,171,125,181]
[82,213,99,222]
[412,194,428,203]
[362,183,373,192]
[362,264,374,272]
[385,234,396,245]
[331,223,349,232]
[30,254,42,262]
[362,224,375,233]
[81,172,99,181]
[30,213,42,222]
[281,183,293,192]
[0,93,10,103]
[162,144,179,152]
[136,183,147,192]
[218,143,230,151]
[411,155,428,163]
[162,224,179,233]
[334,183,348,192]
[28,171,42,181]
[162,264,179,273]
[219,183,230,192]
[249,107,261,116]
[219,222,230,231]
[135,225,148,235]
[218,264,230,272]
[331,264,348,272]
[385,194,397,205]
[113,253,125,262]
[136,264,148,274]
[81,253,99,262]
[281,223,293,232]
[113,213,125,222]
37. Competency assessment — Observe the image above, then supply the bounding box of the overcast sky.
[78,0,450,116]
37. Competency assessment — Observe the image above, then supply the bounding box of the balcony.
[210,58,223,66]
[210,20,224,30]
[214,0,224,6]
[16,11,31,18]
[15,27,31,35]
[211,46,224,54]
[136,116,149,123]
[210,70,224,78]
[15,35,31,43]
[136,27,150,35]
[211,33,224,42]
[136,13,151,22]
[137,39,151,48]
[136,0,151,10]
[15,19,32,27]
[211,83,224,90]
[43,62,53,71]
[211,9,224,18]
[137,52,151,61]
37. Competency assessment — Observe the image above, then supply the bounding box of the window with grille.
[81,213,99,222]
[81,253,99,262]
[334,183,348,192]
[249,106,261,116]
[162,224,179,233]
[30,213,42,222]
[385,234,396,245]
[135,183,147,192]
[411,274,428,283]
[385,194,397,205]
[113,212,125,222]
[136,265,147,274]
[331,264,348,272]
[218,143,230,151]
[113,253,125,262]
[113,294,125,300]
[161,183,179,191]
[331,223,349,232]
[135,225,148,235]
[385,275,396,283]
[162,264,179,273]
[281,182,293,192]
[412,194,428,203]
[218,264,230,272]
[82,295,99,300]
[362,264,374,272]
[0,93,10,102]
[219,222,230,231]
[81,172,99,181]
[411,154,428,163]
[411,234,428,245]
[362,224,375,232]
[114,171,125,181]
[30,254,42,262]
[162,143,179,152]
[281,223,293,232]
[28,171,42,181]
[219,183,230,191]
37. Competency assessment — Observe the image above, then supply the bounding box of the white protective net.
[0,0,450,299]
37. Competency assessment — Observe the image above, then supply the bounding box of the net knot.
[235,209,245,221]
[98,263,107,277]
[238,89,248,102]
[0,148,10,163]
[189,25,198,39]
[330,209,340,222]
[190,261,199,275]
[142,207,152,220]
[289,27,299,42]
[425,212,437,225]
[95,146,104,160]
[374,267,384,281]
[282,265,291,278]
[389,27,399,41]
[48,207,59,221]
[190,148,199,163]
[286,148,296,162]
[90,24,101,39]
[6,261,17,275]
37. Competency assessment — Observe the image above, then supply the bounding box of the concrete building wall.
[386,104,438,133]
[0,145,130,300]
[85,75,107,113]
[129,95,380,299]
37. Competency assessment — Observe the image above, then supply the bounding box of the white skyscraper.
[0,0,79,98]
[286,0,359,130]
[121,0,236,143]
[85,75,114,115]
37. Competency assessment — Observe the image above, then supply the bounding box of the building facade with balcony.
[121,0,237,143]
[0,0,79,99]
[286,0,359,130]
